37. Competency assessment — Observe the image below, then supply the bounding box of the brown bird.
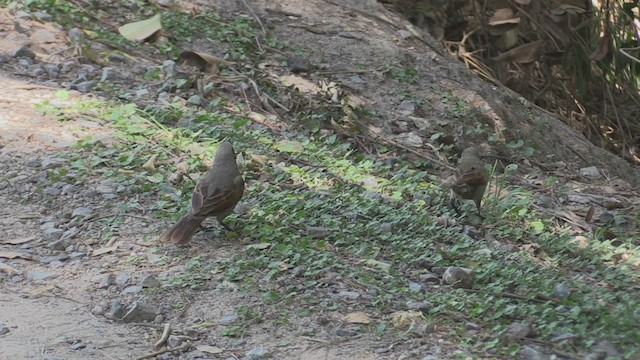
[449,147,489,217]
[160,142,245,244]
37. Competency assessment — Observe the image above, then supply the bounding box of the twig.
[154,323,172,349]
[240,0,266,36]
[135,343,191,360]
[298,336,330,344]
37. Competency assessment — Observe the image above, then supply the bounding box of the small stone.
[554,283,571,298]
[74,81,97,93]
[408,282,422,293]
[41,157,65,169]
[32,11,53,22]
[27,271,57,281]
[72,207,94,218]
[61,184,79,194]
[162,60,176,77]
[397,30,412,39]
[243,347,270,360]
[135,88,149,98]
[337,290,360,300]
[40,255,69,264]
[405,300,430,312]
[505,322,534,341]
[187,95,202,105]
[97,273,115,289]
[122,301,158,323]
[0,323,9,335]
[398,100,415,113]
[520,346,546,360]
[154,315,164,323]
[419,273,440,284]
[335,328,358,337]
[100,67,118,82]
[15,11,32,19]
[10,275,24,283]
[139,274,160,288]
[69,251,87,259]
[43,187,61,196]
[61,227,79,240]
[70,341,86,350]
[43,228,64,241]
[603,199,624,210]
[442,267,474,289]
[579,166,601,179]
[167,335,182,348]
[121,285,143,295]
[109,301,126,319]
[115,273,131,286]
[68,28,84,42]
[14,46,36,59]
[306,226,334,238]
[219,313,238,326]
[91,305,104,315]
[291,265,306,277]
[466,322,480,331]
[28,64,45,77]
[95,184,114,194]
[47,239,68,250]
[26,159,40,168]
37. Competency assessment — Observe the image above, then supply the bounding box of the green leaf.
[530,221,544,234]
[118,14,162,41]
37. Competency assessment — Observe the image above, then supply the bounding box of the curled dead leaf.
[494,40,545,63]
[590,32,612,61]
[489,8,520,26]
[118,14,162,41]
[345,312,371,324]
[142,154,157,170]
[177,51,235,74]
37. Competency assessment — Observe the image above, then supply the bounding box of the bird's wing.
[458,167,487,185]
[192,181,242,216]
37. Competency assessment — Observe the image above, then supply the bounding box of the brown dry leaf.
[390,311,423,328]
[590,33,612,61]
[513,0,531,4]
[92,245,118,256]
[177,51,235,74]
[142,154,157,170]
[0,236,36,245]
[345,312,371,324]
[196,345,224,354]
[494,40,545,63]
[0,251,33,260]
[0,262,21,274]
[585,206,595,222]
[489,8,520,26]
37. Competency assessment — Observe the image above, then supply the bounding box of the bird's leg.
[449,190,462,216]
[474,201,485,220]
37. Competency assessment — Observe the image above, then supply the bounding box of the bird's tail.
[160,214,204,244]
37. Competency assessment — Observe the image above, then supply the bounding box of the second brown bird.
[160,142,245,244]
[449,147,489,217]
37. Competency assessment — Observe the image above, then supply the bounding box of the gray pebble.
[27,271,58,281]
[40,255,70,264]
[72,207,94,218]
[139,274,160,288]
[244,347,270,360]
[121,285,143,295]
[43,228,64,241]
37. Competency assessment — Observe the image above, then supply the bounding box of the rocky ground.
[1,1,639,360]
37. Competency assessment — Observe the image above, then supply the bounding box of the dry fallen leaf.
[0,262,21,274]
[247,243,272,250]
[196,345,224,354]
[177,51,235,74]
[92,245,118,256]
[390,311,423,328]
[142,154,157,170]
[0,236,36,245]
[345,312,371,324]
[494,40,545,63]
[0,251,33,260]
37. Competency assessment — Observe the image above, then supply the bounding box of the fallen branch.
[135,343,190,360]
[154,323,172,349]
